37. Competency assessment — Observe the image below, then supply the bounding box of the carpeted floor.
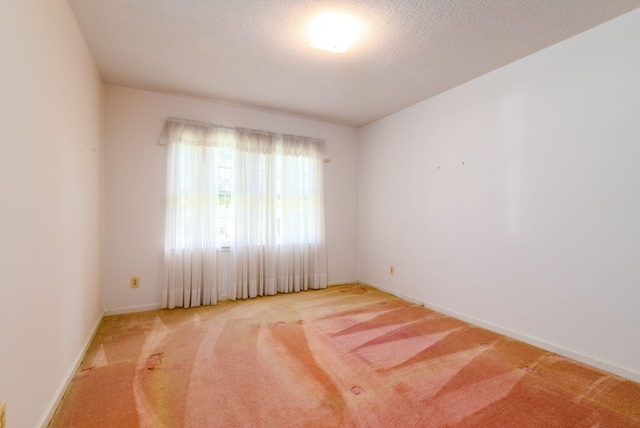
[51,284,640,427]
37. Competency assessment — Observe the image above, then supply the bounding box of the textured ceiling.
[67,0,640,127]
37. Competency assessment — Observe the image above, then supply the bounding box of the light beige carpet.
[51,284,640,427]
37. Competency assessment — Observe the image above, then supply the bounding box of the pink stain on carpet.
[351,386,365,395]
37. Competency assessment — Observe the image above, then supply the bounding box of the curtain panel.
[159,118,328,309]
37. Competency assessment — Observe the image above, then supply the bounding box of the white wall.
[358,9,640,380]
[104,86,358,312]
[0,1,104,427]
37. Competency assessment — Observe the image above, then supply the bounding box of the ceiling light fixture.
[310,12,360,53]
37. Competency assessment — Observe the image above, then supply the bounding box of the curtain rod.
[164,117,325,144]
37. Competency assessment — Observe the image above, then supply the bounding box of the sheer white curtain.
[159,118,327,309]
[230,132,328,299]
[159,121,235,309]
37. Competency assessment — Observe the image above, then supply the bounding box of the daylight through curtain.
[159,118,328,309]
[230,131,327,299]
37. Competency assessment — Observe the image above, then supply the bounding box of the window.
[216,147,233,244]
[159,118,328,308]
[169,145,321,248]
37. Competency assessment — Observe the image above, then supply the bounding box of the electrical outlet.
[0,401,6,428]
[131,277,140,288]
[389,266,395,275]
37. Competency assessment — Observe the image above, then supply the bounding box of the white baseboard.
[359,280,426,307]
[102,283,357,315]
[360,280,640,383]
[104,303,163,316]
[37,314,103,428]
[328,279,359,286]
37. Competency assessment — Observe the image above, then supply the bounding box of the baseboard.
[102,286,357,314]
[359,280,426,307]
[360,280,640,383]
[104,303,163,316]
[328,279,359,286]
[37,314,103,428]
[101,282,359,314]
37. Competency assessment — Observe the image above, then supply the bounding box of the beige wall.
[0,1,104,426]
[104,85,359,312]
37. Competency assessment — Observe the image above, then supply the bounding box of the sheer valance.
[158,117,329,160]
